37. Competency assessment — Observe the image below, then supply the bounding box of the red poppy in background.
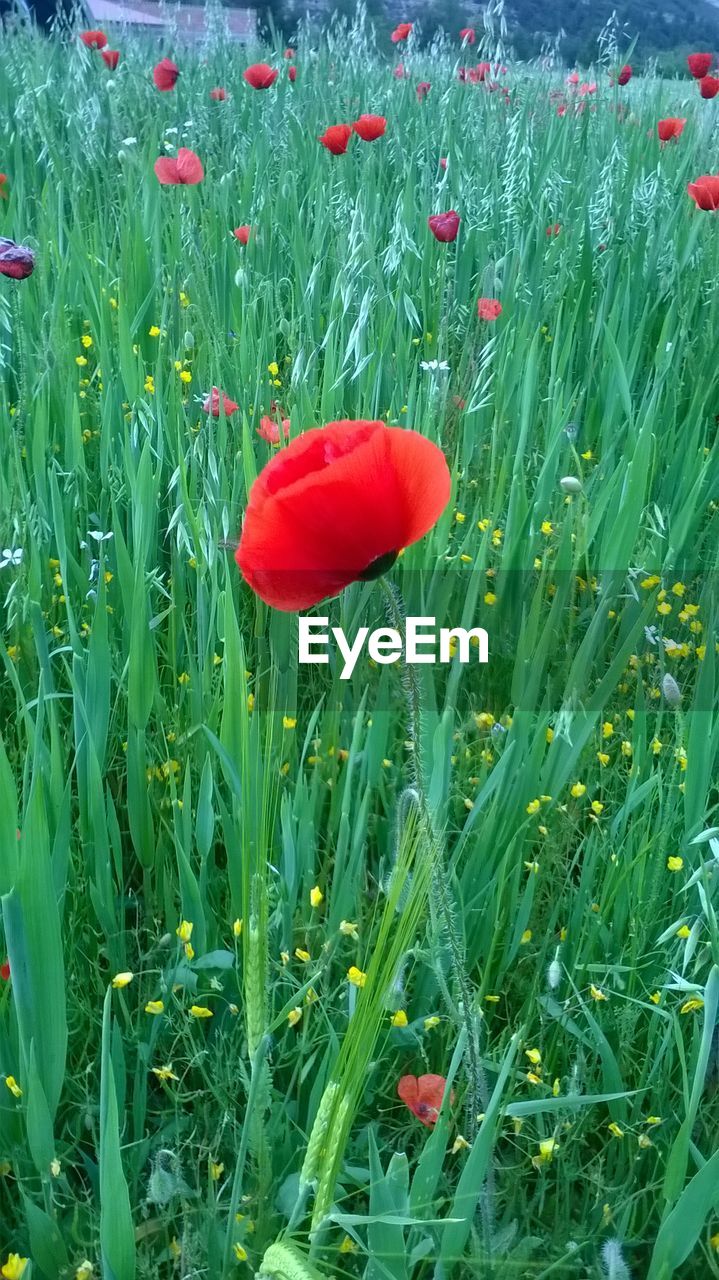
[477,297,502,321]
[244,62,278,89]
[353,113,386,141]
[319,124,353,154]
[0,960,9,982]
[416,81,431,101]
[284,47,295,59]
[101,49,120,69]
[154,148,204,185]
[257,415,290,444]
[439,156,447,170]
[428,210,460,242]
[579,81,596,95]
[236,420,451,611]
[209,86,227,100]
[699,75,719,98]
[688,52,713,78]
[233,224,252,244]
[546,222,561,236]
[0,237,35,279]
[557,104,567,117]
[288,66,297,82]
[687,174,719,210]
[393,62,407,79]
[391,22,413,43]
[203,387,239,417]
[459,26,475,43]
[657,117,686,142]
[153,57,179,91]
[566,70,579,85]
[80,29,107,48]
[398,1074,453,1127]
[616,65,632,85]
[0,175,7,200]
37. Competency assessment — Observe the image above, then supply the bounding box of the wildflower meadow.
[1,4,719,1277]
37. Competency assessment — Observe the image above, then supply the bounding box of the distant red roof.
[85,0,256,38]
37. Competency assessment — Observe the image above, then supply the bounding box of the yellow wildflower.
[189,1005,213,1018]
[287,1007,302,1027]
[145,1000,164,1015]
[5,1076,22,1099]
[666,856,683,873]
[570,782,586,798]
[339,920,359,939]
[1,1257,28,1280]
[391,1010,408,1028]
[111,972,133,989]
[310,886,323,909]
[347,966,367,988]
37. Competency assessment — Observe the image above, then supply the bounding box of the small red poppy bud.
[319,124,353,155]
[233,225,252,245]
[428,210,460,243]
[80,29,107,48]
[459,27,475,44]
[0,237,35,280]
[439,157,447,170]
[616,65,632,85]
[545,222,561,237]
[153,57,180,91]
[209,86,227,100]
[243,62,278,89]
[0,959,9,982]
[699,75,719,99]
[352,114,387,142]
[101,49,120,70]
[393,63,407,79]
[416,81,431,101]
[391,22,413,43]
[257,416,290,444]
[688,52,713,79]
[288,66,297,82]
[284,47,295,59]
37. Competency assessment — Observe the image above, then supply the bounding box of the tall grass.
[0,7,718,1278]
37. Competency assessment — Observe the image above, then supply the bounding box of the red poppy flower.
[257,415,290,444]
[153,57,180,91]
[319,124,353,154]
[699,75,719,99]
[416,81,431,101]
[688,52,713,79]
[154,148,204,186]
[397,1074,453,1127]
[233,225,252,245]
[566,70,579,85]
[616,65,632,85]
[459,26,475,43]
[203,387,239,417]
[209,86,227,100]
[657,117,686,142]
[439,157,447,170]
[391,22,413,43]
[557,104,567,117]
[477,297,502,321]
[284,47,295,59]
[244,62,278,89]
[101,49,120,69]
[353,114,387,141]
[236,420,451,611]
[428,210,460,242]
[0,959,9,982]
[0,175,7,200]
[0,237,35,279]
[393,63,407,79]
[80,29,107,48]
[687,174,719,210]
[545,222,561,237]
[288,66,297,82]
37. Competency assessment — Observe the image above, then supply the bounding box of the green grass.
[0,7,719,1278]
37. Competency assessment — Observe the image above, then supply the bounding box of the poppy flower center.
[358,549,399,581]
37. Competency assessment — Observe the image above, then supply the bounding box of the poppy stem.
[377,576,494,1239]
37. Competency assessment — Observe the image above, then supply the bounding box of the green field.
[1,9,719,1279]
